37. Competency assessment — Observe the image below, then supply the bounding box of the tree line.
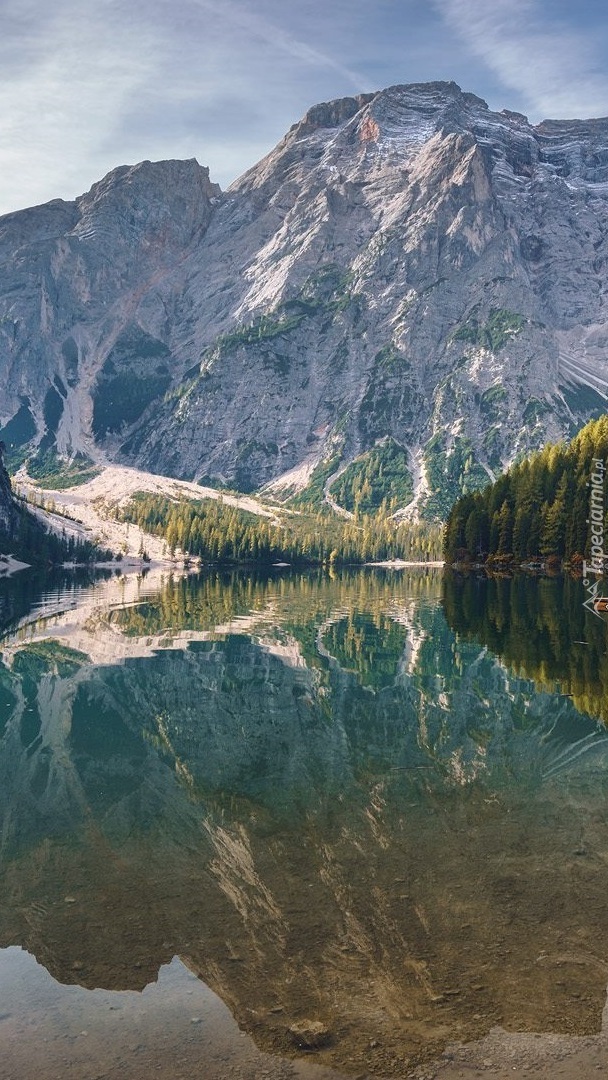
[443,415,608,565]
[117,492,443,566]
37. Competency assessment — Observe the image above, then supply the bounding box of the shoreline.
[4,554,447,577]
[367,559,444,568]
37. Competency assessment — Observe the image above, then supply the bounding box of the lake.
[1,566,608,1078]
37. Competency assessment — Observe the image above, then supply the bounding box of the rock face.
[2,82,608,512]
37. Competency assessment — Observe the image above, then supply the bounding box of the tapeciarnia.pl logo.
[583,457,608,618]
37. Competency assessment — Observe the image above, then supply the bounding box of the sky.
[1,0,608,216]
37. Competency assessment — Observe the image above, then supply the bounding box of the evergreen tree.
[443,415,608,565]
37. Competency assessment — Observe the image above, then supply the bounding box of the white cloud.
[434,0,608,119]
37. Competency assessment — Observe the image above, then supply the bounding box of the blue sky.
[1,0,608,215]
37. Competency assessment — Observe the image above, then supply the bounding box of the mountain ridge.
[2,81,608,515]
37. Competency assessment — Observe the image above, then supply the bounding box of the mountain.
[2,81,608,515]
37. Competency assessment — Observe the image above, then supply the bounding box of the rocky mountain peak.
[232,81,519,203]
[73,157,220,252]
[294,93,377,134]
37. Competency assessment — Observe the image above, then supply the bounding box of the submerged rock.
[287,1020,331,1049]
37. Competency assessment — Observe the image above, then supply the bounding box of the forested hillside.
[0,495,110,567]
[116,492,443,566]
[443,416,608,565]
[0,446,109,567]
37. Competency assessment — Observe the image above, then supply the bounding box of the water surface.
[1,567,608,1077]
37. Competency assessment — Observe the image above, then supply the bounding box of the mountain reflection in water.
[1,566,608,1076]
